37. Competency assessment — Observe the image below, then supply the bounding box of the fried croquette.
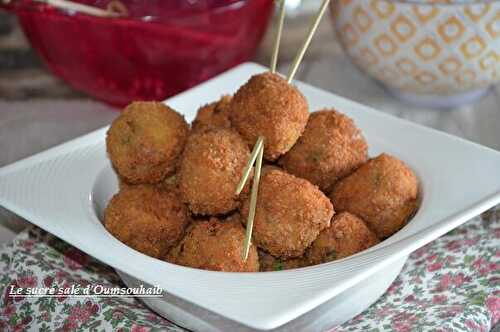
[155,175,179,193]
[106,101,189,185]
[104,185,190,259]
[229,72,309,161]
[258,250,306,272]
[280,109,368,192]
[166,216,259,272]
[241,167,334,259]
[305,212,379,265]
[330,154,419,239]
[178,128,251,215]
[118,174,178,194]
[191,95,232,133]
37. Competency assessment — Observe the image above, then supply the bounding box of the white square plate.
[1,63,500,331]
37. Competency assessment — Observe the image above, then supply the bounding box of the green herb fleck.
[274,262,284,271]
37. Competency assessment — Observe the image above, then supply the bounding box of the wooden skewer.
[241,0,330,261]
[270,0,286,74]
[286,0,331,83]
[235,136,264,195]
[106,0,128,16]
[239,1,285,258]
[240,1,288,260]
[33,0,126,17]
[242,139,264,261]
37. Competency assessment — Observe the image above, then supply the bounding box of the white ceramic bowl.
[332,0,500,108]
[91,164,407,331]
[1,63,500,331]
[116,257,407,332]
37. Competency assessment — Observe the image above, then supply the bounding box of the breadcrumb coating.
[306,212,379,265]
[258,250,307,272]
[330,154,419,239]
[166,215,259,272]
[105,185,190,259]
[106,102,189,184]
[229,72,309,161]
[178,128,251,215]
[280,109,368,192]
[241,167,334,259]
[192,95,232,133]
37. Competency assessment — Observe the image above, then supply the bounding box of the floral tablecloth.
[0,207,499,332]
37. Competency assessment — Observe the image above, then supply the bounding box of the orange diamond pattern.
[414,71,437,84]
[396,58,418,75]
[460,36,486,60]
[370,0,395,19]
[374,34,398,56]
[391,14,417,43]
[438,16,465,44]
[353,6,373,33]
[415,37,441,62]
[334,0,500,94]
[439,57,462,75]
[479,51,499,71]
[464,4,491,22]
[485,12,500,39]
[412,5,439,23]
[455,69,477,86]
[339,23,359,45]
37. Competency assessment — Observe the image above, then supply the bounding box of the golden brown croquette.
[241,167,334,259]
[305,212,379,265]
[258,250,307,272]
[229,72,309,161]
[330,154,419,239]
[191,95,232,133]
[106,102,189,184]
[104,185,190,259]
[166,215,259,272]
[280,109,368,192]
[178,128,251,215]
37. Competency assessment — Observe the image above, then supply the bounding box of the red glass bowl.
[1,0,273,107]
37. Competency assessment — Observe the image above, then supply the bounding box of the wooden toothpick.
[34,0,126,17]
[270,0,286,73]
[239,1,287,259]
[287,0,331,83]
[235,136,264,195]
[242,139,264,261]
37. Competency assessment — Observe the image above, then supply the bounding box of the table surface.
[1,8,499,331]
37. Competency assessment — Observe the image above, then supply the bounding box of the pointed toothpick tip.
[286,0,331,83]
[270,0,286,74]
